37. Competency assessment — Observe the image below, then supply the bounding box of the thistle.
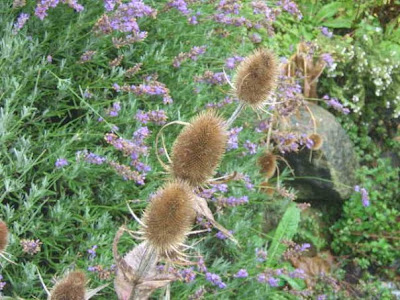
[171,111,228,186]
[308,133,323,150]
[258,152,277,179]
[50,271,86,300]
[234,48,278,109]
[141,180,196,258]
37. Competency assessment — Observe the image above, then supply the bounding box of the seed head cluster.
[234,48,278,109]
[50,270,86,300]
[258,152,277,179]
[142,181,195,256]
[171,111,228,186]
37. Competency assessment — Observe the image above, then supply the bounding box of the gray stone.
[282,102,358,207]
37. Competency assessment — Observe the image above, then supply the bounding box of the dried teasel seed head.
[171,111,228,186]
[234,48,278,109]
[258,152,277,179]
[260,181,275,196]
[142,180,196,256]
[51,270,86,300]
[0,221,8,252]
[308,133,323,150]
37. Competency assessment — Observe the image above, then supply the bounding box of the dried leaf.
[194,196,238,244]
[290,251,335,287]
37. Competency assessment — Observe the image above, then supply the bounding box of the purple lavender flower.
[168,0,190,15]
[224,55,244,70]
[205,272,226,288]
[324,95,350,114]
[250,32,262,43]
[179,267,196,282]
[197,257,207,272]
[299,243,311,252]
[215,230,233,240]
[217,195,248,206]
[13,13,29,34]
[243,140,257,155]
[242,174,254,190]
[257,273,266,282]
[255,248,267,262]
[188,15,198,24]
[277,0,302,19]
[321,53,334,67]
[47,55,53,63]
[360,188,370,207]
[234,269,248,278]
[55,158,68,168]
[83,90,93,99]
[268,276,280,287]
[0,275,5,290]
[88,245,98,260]
[104,0,116,11]
[289,268,306,279]
[77,150,106,164]
[106,102,121,117]
[320,27,333,38]
[135,110,167,125]
[227,127,242,150]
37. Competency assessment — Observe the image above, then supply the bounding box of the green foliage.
[331,159,400,267]
[267,203,300,267]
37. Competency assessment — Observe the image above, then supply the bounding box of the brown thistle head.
[142,180,195,257]
[171,110,228,186]
[234,48,278,109]
[308,133,323,150]
[51,270,86,300]
[258,152,277,179]
[0,221,8,252]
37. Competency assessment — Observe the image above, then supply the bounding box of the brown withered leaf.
[194,196,238,244]
[290,251,335,287]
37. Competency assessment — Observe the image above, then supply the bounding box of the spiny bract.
[142,180,195,256]
[234,48,278,109]
[171,110,228,186]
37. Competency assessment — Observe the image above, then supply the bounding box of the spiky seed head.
[171,111,228,186]
[51,271,86,300]
[234,48,278,109]
[142,180,195,256]
[308,133,323,150]
[0,221,8,252]
[260,181,275,196]
[258,152,277,179]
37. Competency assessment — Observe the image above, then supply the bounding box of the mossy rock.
[282,102,358,212]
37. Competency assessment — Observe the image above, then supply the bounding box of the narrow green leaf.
[267,203,301,267]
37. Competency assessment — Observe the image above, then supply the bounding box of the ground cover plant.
[1,0,399,299]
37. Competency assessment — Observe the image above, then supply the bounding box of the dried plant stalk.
[171,111,228,186]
